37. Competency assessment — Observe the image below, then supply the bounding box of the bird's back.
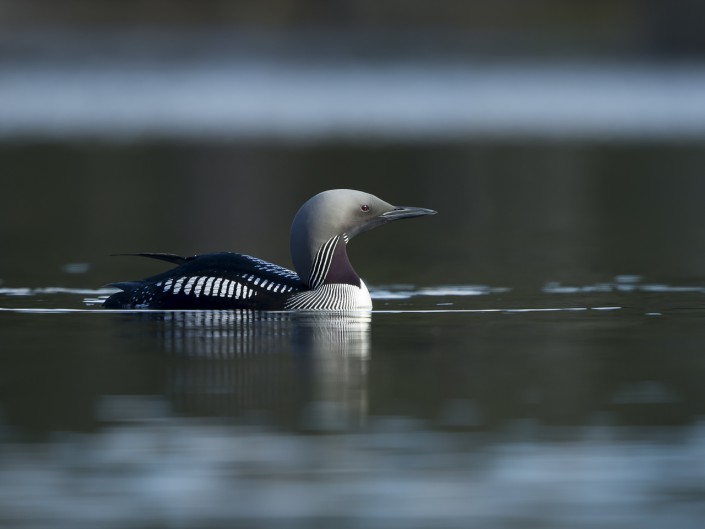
[103,253,306,310]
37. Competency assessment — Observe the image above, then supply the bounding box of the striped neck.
[307,234,361,289]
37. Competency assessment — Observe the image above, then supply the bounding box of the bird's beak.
[348,204,437,238]
[380,206,437,221]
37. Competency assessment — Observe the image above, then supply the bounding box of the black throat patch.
[324,239,361,288]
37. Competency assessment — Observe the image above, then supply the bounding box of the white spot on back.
[183,276,198,295]
[194,276,207,297]
[203,277,215,296]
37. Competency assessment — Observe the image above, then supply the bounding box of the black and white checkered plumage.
[103,189,436,311]
[104,252,306,310]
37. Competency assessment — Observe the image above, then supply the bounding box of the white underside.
[284,280,372,311]
[355,279,373,310]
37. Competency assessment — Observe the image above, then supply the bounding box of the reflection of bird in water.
[155,310,370,358]
[104,189,435,310]
[146,310,371,429]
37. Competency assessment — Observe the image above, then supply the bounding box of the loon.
[103,189,436,311]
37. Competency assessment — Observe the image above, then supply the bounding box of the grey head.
[290,189,436,289]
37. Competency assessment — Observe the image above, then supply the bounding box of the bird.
[103,189,436,311]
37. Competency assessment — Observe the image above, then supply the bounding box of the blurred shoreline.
[2,29,705,143]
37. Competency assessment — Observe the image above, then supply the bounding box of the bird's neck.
[323,236,361,288]
[306,235,361,289]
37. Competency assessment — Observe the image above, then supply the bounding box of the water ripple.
[543,277,705,294]
[372,285,510,299]
[0,287,117,296]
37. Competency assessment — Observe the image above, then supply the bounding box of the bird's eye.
[361,204,370,212]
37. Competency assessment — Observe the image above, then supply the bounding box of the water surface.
[2,278,705,528]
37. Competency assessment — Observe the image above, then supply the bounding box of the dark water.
[4,142,705,527]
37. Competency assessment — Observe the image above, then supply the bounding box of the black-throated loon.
[103,189,436,310]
